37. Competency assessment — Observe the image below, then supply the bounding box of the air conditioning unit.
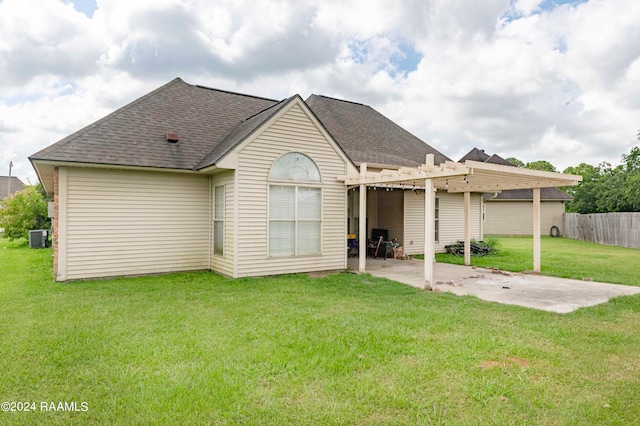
[29,230,49,249]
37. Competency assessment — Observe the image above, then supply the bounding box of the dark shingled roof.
[196,96,294,169]
[31,78,453,178]
[485,187,573,201]
[462,148,571,199]
[459,147,490,162]
[1,176,26,199]
[306,95,450,167]
[30,78,279,170]
[459,148,514,166]
[484,154,515,166]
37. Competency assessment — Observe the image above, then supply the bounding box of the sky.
[1,0,639,185]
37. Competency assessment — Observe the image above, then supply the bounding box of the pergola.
[339,154,582,289]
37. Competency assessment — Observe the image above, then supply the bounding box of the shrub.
[0,185,50,241]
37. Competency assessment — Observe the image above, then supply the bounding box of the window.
[268,153,322,257]
[434,197,440,242]
[214,185,224,256]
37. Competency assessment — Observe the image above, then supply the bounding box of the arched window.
[268,153,322,257]
[268,152,321,182]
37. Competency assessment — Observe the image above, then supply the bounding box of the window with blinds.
[435,197,440,243]
[268,153,322,257]
[214,185,224,256]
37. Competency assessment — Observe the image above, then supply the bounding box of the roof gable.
[196,97,293,169]
[204,95,356,173]
[306,95,450,167]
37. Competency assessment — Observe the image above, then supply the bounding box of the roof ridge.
[241,96,291,122]
[195,85,278,102]
[314,94,366,106]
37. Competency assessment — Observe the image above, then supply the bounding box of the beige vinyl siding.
[403,190,425,255]
[211,171,235,277]
[235,103,348,277]
[403,190,482,254]
[484,200,566,235]
[370,189,404,242]
[438,192,482,252]
[63,168,210,280]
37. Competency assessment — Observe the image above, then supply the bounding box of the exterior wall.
[484,200,565,236]
[53,167,59,277]
[438,192,482,252]
[234,103,349,277]
[403,190,425,255]
[59,168,210,281]
[403,190,482,255]
[211,170,235,277]
[370,189,404,243]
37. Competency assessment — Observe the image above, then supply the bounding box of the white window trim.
[267,152,323,258]
[435,197,440,243]
[213,185,224,257]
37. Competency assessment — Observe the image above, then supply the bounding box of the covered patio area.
[340,154,582,289]
[347,257,640,313]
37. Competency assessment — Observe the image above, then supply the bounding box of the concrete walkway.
[348,257,640,313]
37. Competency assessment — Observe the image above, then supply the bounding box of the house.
[459,148,572,236]
[1,176,26,199]
[30,78,581,282]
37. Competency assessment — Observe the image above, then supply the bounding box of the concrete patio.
[347,257,640,313]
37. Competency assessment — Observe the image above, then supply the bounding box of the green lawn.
[1,238,640,425]
[436,236,640,287]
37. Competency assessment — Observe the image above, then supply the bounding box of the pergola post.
[464,191,471,266]
[424,178,435,289]
[358,163,367,274]
[533,187,541,273]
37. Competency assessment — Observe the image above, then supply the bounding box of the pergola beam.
[339,163,470,186]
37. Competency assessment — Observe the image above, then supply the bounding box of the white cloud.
[1,0,639,184]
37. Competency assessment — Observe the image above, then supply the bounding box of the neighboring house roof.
[306,95,450,167]
[30,78,279,170]
[1,176,26,199]
[459,148,513,166]
[484,154,514,166]
[485,187,573,201]
[459,147,490,162]
[460,148,572,200]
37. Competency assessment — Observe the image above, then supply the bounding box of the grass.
[435,236,640,287]
[1,237,640,424]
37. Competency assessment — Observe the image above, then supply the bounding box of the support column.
[464,191,471,266]
[358,164,367,273]
[424,178,435,289]
[533,187,541,273]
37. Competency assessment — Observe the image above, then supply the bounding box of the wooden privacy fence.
[564,212,640,249]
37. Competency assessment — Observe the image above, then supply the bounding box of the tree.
[0,185,51,241]
[525,160,557,172]
[563,163,602,213]
[621,145,640,211]
[563,144,640,214]
[595,163,631,212]
[506,157,525,167]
